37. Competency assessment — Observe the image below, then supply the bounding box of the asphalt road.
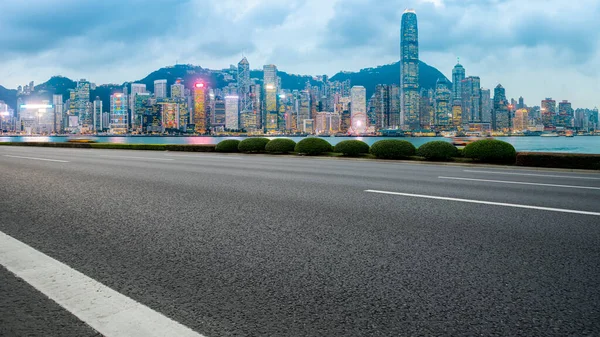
[1,146,599,336]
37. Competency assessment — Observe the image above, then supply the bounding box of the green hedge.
[265,138,296,154]
[516,152,600,170]
[463,139,517,164]
[215,139,241,153]
[238,137,270,153]
[370,140,416,159]
[334,140,370,157]
[294,138,333,155]
[417,141,458,161]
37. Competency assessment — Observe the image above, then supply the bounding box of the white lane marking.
[164,154,242,160]
[364,190,600,216]
[463,169,600,180]
[0,231,205,337]
[3,155,69,163]
[438,176,600,191]
[99,155,174,161]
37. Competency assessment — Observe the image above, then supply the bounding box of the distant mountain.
[0,85,17,111]
[0,61,449,111]
[330,60,449,97]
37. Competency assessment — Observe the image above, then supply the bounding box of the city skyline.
[0,0,599,108]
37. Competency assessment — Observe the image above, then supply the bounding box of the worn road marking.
[0,231,205,337]
[3,155,69,163]
[438,176,600,191]
[365,190,600,216]
[99,155,174,161]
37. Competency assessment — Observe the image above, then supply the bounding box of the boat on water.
[451,136,493,147]
[540,133,559,137]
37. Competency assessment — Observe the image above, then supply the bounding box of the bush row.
[516,152,600,170]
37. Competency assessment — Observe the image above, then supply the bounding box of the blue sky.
[0,0,599,108]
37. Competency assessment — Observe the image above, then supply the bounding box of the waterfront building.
[263,64,278,132]
[480,89,492,123]
[315,112,341,134]
[225,95,239,130]
[53,94,64,134]
[513,108,529,131]
[75,79,91,127]
[109,93,128,133]
[461,76,481,123]
[130,83,147,130]
[212,97,226,129]
[93,97,103,132]
[434,78,452,127]
[400,9,420,129]
[492,84,510,131]
[350,86,367,134]
[193,83,207,133]
[373,84,401,130]
[557,100,574,129]
[238,57,251,117]
[541,98,556,129]
[452,62,465,104]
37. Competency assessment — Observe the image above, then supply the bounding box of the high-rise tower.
[400,9,420,130]
[452,62,465,103]
[238,57,251,114]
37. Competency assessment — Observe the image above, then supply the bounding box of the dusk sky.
[1,0,599,108]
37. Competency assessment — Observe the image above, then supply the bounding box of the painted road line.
[438,176,600,191]
[3,155,69,163]
[0,231,205,337]
[164,154,242,160]
[364,190,600,216]
[99,155,174,161]
[463,169,600,180]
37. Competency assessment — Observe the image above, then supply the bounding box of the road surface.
[1,146,599,336]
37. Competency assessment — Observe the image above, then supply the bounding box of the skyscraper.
[480,89,492,123]
[350,86,367,134]
[452,62,465,105]
[557,100,574,129]
[93,97,103,132]
[373,84,401,130]
[110,93,128,134]
[400,9,420,129]
[263,64,278,132]
[492,85,510,131]
[171,80,184,99]
[154,79,167,99]
[225,96,239,130]
[193,83,207,133]
[130,83,147,130]
[461,76,481,123]
[541,98,556,129]
[238,57,251,115]
[52,94,63,134]
[75,79,91,127]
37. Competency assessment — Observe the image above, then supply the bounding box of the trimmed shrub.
[294,138,333,156]
[463,139,517,164]
[238,137,270,153]
[370,140,416,159]
[265,138,296,154]
[516,152,600,170]
[417,141,458,161]
[215,139,241,153]
[333,140,370,157]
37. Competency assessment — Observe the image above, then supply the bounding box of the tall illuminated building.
[110,93,128,134]
[238,57,251,115]
[513,108,529,131]
[373,84,401,130]
[75,79,91,127]
[53,94,63,134]
[434,78,451,127]
[263,64,278,132]
[93,97,103,132]
[541,98,556,129]
[154,79,167,99]
[400,9,420,129]
[193,82,207,133]
[452,62,465,104]
[350,86,367,134]
[225,96,239,130]
[298,90,311,131]
[492,84,510,131]
[130,83,146,130]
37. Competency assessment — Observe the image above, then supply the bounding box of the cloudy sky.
[1,0,599,108]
